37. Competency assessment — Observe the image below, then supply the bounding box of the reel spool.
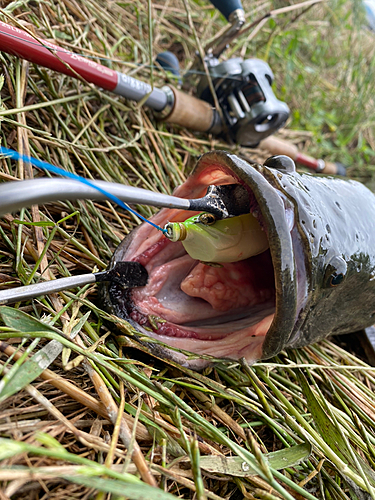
[197,58,290,147]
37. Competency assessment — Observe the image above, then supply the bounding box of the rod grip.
[162,86,215,132]
[260,136,299,159]
[261,136,345,175]
[211,0,243,20]
[322,161,346,175]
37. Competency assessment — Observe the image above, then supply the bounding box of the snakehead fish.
[101,151,375,369]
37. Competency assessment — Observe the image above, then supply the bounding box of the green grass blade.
[63,475,177,499]
[198,443,312,477]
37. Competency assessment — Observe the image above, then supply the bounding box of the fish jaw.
[101,151,299,367]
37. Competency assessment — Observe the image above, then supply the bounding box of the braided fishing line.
[0,147,167,234]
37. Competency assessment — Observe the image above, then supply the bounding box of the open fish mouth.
[103,151,301,367]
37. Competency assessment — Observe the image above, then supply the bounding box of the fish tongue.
[180,261,259,312]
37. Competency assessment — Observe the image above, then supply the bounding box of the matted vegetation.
[0,0,375,498]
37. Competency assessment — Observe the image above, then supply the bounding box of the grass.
[0,0,375,498]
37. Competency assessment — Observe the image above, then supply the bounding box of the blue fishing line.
[0,146,167,234]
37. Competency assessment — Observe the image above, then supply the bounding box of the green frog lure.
[164,212,269,263]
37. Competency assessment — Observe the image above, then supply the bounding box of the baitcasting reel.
[157,0,290,147]
[196,57,290,147]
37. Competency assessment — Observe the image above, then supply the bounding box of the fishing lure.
[164,212,269,263]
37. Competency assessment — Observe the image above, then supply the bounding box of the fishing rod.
[0,0,345,174]
[0,20,217,133]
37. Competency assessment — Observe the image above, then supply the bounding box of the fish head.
[268,163,375,349]
[100,151,375,368]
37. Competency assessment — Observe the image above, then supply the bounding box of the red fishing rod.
[0,21,123,98]
[260,136,347,175]
[0,20,218,133]
[0,12,345,175]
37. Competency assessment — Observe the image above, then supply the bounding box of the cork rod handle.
[162,86,215,132]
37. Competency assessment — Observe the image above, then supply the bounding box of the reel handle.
[211,0,244,20]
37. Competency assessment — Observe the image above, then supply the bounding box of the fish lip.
[195,151,298,359]
[102,150,298,363]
